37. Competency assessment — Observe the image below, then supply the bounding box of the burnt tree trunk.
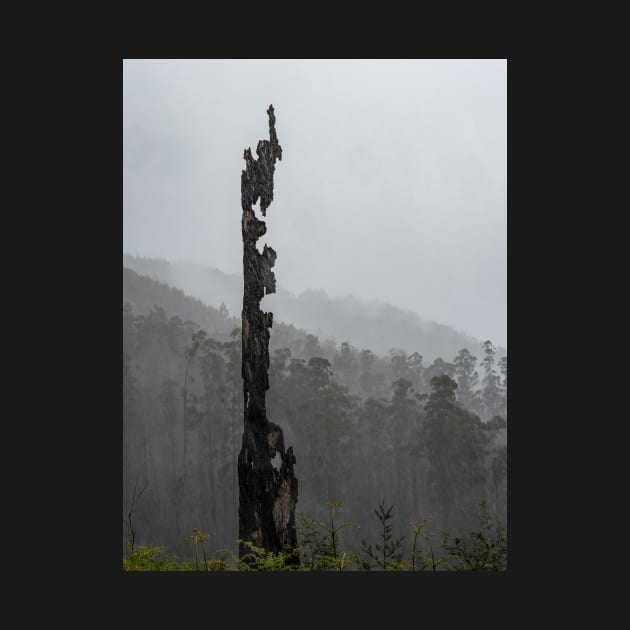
[238,105,298,563]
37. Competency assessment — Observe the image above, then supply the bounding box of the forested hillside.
[123,58,506,571]
[123,255,502,362]
[123,266,507,565]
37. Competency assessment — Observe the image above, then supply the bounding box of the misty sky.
[123,59,506,347]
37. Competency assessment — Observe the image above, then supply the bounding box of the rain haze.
[123,59,506,348]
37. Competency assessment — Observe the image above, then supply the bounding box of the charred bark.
[238,105,298,563]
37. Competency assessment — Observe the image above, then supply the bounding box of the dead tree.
[238,105,298,563]
[125,472,147,553]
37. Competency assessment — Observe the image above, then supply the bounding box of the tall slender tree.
[422,375,489,530]
[498,354,507,418]
[481,340,501,421]
[453,348,481,413]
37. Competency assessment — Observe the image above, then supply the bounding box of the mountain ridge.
[123,254,504,361]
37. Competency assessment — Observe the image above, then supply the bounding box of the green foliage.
[185,528,212,571]
[237,541,301,571]
[296,511,322,569]
[205,557,231,571]
[122,541,193,571]
[122,501,507,571]
[441,502,507,571]
[123,529,232,571]
[408,517,447,572]
[295,503,361,571]
[315,502,361,570]
[361,500,405,571]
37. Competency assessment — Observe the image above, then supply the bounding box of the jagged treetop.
[241,105,282,217]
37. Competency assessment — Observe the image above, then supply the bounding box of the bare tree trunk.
[126,472,147,552]
[238,105,298,563]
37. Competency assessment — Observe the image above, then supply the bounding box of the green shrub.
[441,502,507,571]
[237,541,300,571]
[122,541,192,571]
[361,500,405,570]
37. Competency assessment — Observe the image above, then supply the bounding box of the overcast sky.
[123,59,506,347]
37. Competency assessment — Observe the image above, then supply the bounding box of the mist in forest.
[123,59,507,570]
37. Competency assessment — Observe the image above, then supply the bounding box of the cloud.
[123,59,506,347]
